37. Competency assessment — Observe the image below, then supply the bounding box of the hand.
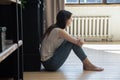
[77,39,84,47]
[79,40,84,47]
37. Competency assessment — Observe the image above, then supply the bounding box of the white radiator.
[66,16,112,41]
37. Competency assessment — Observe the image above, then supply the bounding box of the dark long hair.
[41,10,72,43]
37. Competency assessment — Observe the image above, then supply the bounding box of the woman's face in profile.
[66,16,73,27]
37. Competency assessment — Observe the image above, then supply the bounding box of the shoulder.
[52,28,68,38]
[53,28,65,32]
[50,28,63,37]
[53,28,64,33]
[54,27,62,31]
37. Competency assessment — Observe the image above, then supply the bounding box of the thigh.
[52,40,73,62]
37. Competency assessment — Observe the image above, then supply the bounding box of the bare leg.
[83,58,104,71]
[72,43,104,71]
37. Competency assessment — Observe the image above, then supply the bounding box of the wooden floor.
[24,42,120,80]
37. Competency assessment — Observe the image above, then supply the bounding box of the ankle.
[82,58,104,71]
[83,58,93,67]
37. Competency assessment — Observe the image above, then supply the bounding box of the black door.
[23,0,43,71]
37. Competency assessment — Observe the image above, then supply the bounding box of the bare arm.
[59,29,84,46]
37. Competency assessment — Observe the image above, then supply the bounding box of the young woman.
[41,10,104,71]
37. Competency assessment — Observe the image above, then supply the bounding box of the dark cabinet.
[0,0,23,80]
[23,0,43,71]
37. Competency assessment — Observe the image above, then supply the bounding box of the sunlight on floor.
[105,51,120,54]
[83,44,120,54]
[83,44,120,50]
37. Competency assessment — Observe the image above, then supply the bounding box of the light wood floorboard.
[24,43,120,80]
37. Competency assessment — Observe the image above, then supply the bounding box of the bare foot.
[83,58,104,71]
[83,65,104,71]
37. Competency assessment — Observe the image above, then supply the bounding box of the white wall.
[65,5,120,41]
